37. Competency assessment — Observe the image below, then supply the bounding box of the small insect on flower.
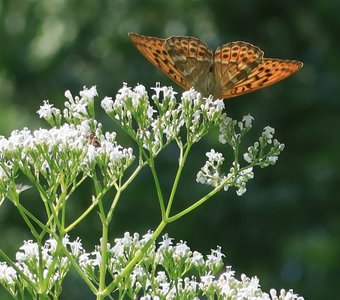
[128,32,303,99]
[87,132,101,148]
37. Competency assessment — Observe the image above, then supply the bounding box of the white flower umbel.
[37,100,62,126]
[243,126,284,167]
[0,263,17,295]
[63,86,98,123]
[102,83,224,157]
[196,149,226,187]
[57,232,303,300]
[179,89,225,144]
[0,236,83,299]
[197,113,284,195]
[0,233,304,299]
[0,122,133,198]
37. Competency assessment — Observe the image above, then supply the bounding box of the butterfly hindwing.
[165,36,213,90]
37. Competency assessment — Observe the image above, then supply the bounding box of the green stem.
[120,163,145,192]
[64,193,102,232]
[106,188,121,224]
[168,174,233,223]
[16,203,47,232]
[98,221,109,299]
[165,143,191,217]
[149,157,166,218]
[14,199,40,240]
[100,221,167,297]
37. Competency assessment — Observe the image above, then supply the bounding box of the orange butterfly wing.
[128,32,191,90]
[220,58,303,99]
[213,41,264,98]
[165,36,213,95]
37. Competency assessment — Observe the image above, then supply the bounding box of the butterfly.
[128,32,303,99]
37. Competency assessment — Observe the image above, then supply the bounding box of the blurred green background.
[0,0,339,299]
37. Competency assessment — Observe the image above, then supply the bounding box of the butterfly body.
[129,32,303,99]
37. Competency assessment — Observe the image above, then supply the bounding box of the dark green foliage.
[0,0,338,299]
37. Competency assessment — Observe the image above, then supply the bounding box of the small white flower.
[263,126,275,142]
[242,114,254,128]
[134,84,146,95]
[101,96,114,112]
[243,152,253,163]
[163,86,177,99]
[16,240,39,262]
[214,99,225,110]
[64,90,74,102]
[207,246,225,264]
[139,231,153,244]
[90,249,101,267]
[78,253,91,268]
[131,265,145,279]
[45,238,58,253]
[151,82,163,98]
[158,234,174,249]
[80,86,98,100]
[174,241,190,258]
[200,272,215,287]
[147,105,156,118]
[191,251,204,267]
[15,184,31,194]
[155,271,168,284]
[0,263,17,285]
[68,237,84,256]
[236,186,247,196]
[37,100,60,119]
[206,149,224,164]
[182,88,201,102]
[268,156,278,164]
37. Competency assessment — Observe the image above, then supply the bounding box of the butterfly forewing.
[221,59,303,98]
[128,33,191,90]
[129,32,303,99]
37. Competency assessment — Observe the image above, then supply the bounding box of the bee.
[87,131,101,148]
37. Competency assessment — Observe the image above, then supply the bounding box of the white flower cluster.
[218,114,254,147]
[196,149,226,188]
[0,236,82,298]
[197,114,283,195]
[106,232,304,299]
[197,149,254,196]
[230,164,254,196]
[0,87,135,205]
[0,123,133,196]
[178,88,225,143]
[243,126,285,167]
[0,232,303,299]
[37,86,98,128]
[0,233,304,299]
[36,100,61,125]
[101,83,225,155]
